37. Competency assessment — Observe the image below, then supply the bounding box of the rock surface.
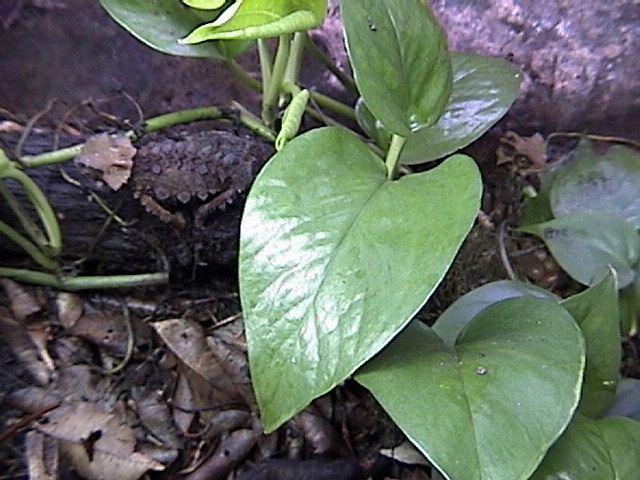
[1,0,638,138]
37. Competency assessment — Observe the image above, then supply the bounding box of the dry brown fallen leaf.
[74,132,136,190]
[36,400,164,480]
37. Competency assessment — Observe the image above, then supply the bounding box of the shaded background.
[0,0,639,138]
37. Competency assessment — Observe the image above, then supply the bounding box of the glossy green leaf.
[561,273,620,419]
[183,0,226,9]
[530,414,640,480]
[240,127,481,432]
[519,210,640,288]
[550,139,640,228]
[356,297,585,480]
[341,0,452,136]
[432,280,558,346]
[99,0,249,58]
[181,0,326,42]
[400,53,523,165]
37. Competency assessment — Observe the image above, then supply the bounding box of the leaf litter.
[0,278,417,479]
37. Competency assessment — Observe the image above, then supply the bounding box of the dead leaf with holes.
[75,133,136,190]
[496,131,547,172]
[36,400,164,480]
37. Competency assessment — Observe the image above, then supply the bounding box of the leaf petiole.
[385,134,407,180]
[262,33,292,125]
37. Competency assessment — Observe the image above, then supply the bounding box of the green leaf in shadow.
[519,210,640,288]
[561,272,620,419]
[341,0,452,136]
[356,297,585,480]
[550,139,640,228]
[530,414,640,480]
[432,280,558,346]
[239,127,481,432]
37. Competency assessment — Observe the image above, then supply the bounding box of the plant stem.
[0,267,168,291]
[0,221,58,270]
[257,39,273,100]
[280,83,355,122]
[19,144,84,168]
[229,102,276,141]
[385,134,407,180]
[262,33,292,125]
[311,91,356,121]
[3,166,61,253]
[0,181,48,248]
[140,106,224,135]
[19,106,276,169]
[284,32,306,87]
[304,33,357,96]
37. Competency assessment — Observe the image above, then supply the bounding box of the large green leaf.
[99,0,249,58]
[240,127,481,432]
[530,414,640,480]
[356,297,585,480]
[400,53,522,164]
[341,0,452,136]
[432,280,558,346]
[519,210,640,288]
[550,139,640,228]
[561,273,620,419]
[181,0,326,42]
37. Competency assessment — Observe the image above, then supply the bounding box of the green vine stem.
[141,105,275,141]
[0,220,58,270]
[280,82,355,122]
[0,182,48,248]
[385,134,407,180]
[262,33,292,125]
[283,32,306,87]
[0,267,168,291]
[257,39,273,101]
[0,157,61,254]
[18,106,276,169]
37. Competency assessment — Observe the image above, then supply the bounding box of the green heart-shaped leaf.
[550,139,640,228]
[519,210,640,287]
[531,414,640,479]
[433,280,559,346]
[240,127,481,432]
[561,272,620,419]
[341,0,452,136]
[181,0,326,42]
[400,53,523,164]
[356,297,585,480]
[100,0,249,58]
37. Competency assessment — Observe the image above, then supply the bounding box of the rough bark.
[0,129,273,280]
